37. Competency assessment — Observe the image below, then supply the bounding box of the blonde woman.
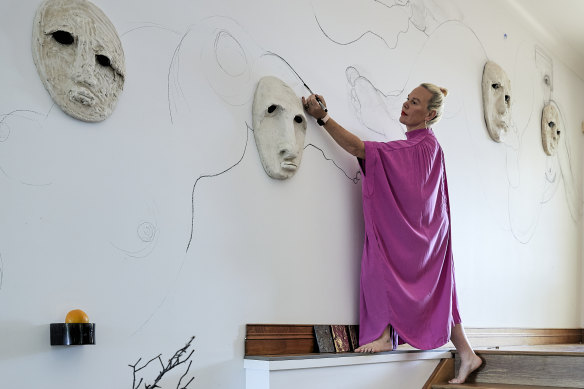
[303,84,482,384]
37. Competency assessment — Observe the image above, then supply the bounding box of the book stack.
[314,324,360,353]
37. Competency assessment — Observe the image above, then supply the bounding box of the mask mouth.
[280,161,298,171]
[69,87,96,106]
[496,119,509,129]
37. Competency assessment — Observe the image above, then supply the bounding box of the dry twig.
[129,336,196,389]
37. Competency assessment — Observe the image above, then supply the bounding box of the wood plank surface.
[245,324,317,356]
[423,358,454,389]
[456,352,584,387]
[433,384,576,389]
[245,325,583,357]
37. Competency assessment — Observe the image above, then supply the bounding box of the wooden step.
[454,347,584,388]
[432,384,576,389]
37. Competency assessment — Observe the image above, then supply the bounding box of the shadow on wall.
[0,322,48,360]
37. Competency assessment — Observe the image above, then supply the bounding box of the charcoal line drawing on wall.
[505,46,582,243]
[260,51,361,183]
[164,17,360,252]
[0,109,53,186]
[185,123,251,252]
[304,143,361,184]
[548,104,581,223]
[167,16,361,184]
[312,0,464,50]
[312,0,580,244]
[311,0,486,141]
[110,203,160,259]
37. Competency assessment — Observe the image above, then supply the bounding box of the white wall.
[0,0,582,387]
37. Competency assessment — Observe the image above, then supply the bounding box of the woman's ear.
[426,110,437,121]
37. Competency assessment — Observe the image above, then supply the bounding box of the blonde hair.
[420,83,448,126]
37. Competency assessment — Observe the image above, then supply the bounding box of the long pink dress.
[358,128,461,350]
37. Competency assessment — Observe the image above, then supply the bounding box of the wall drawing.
[311,0,581,244]
[165,17,360,252]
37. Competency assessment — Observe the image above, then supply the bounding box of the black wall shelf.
[50,323,95,346]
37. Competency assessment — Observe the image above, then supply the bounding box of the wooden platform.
[427,344,584,389]
[245,325,583,357]
[432,384,576,389]
[472,343,584,355]
[452,344,584,388]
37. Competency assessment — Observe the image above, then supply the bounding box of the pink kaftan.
[358,128,461,350]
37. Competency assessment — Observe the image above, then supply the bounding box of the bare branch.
[129,336,196,389]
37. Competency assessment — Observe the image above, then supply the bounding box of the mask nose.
[496,95,508,115]
[279,145,298,161]
[277,119,298,161]
[72,40,98,87]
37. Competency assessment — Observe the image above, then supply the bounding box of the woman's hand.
[302,94,327,119]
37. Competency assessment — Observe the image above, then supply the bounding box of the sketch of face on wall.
[32,0,125,122]
[482,61,512,142]
[252,76,307,180]
[535,47,553,102]
[541,103,561,156]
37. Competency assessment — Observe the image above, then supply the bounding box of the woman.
[303,84,482,384]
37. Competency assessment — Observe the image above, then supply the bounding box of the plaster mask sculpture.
[32,0,125,122]
[482,61,512,142]
[252,76,307,180]
[541,103,561,156]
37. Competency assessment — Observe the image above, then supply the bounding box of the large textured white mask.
[541,103,561,156]
[32,0,125,122]
[252,76,307,180]
[482,61,511,142]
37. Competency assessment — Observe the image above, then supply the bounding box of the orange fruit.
[65,309,90,323]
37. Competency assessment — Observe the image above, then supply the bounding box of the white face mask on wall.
[482,61,512,143]
[32,0,125,122]
[541,102,561,156]
[252,76,307,180]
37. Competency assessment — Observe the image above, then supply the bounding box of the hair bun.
[440,87,449,97]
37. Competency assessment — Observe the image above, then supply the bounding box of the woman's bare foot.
[355,326,393,353]
[448,354,483,384]
[448,324,483,384]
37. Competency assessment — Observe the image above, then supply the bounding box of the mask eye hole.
[267,104,277,113]
[294,115,303,124]
[491,83,500,90]
[556,130,561,135]
[52,30,74,45]
[505,95,510,103]
[548,121,556,128]
[96,54,111,67]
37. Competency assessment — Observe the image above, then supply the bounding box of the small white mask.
[32,0,125,122]
[482,61,511,142]
[541,103,561,156]
[252,76,307,180]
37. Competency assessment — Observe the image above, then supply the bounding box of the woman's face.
[399,86,434,130]
[32,0,125,122]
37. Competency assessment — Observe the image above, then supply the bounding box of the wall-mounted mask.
[32,0,125,122]
[252,76,307,180]
[482,61,511,142]
[541,103,561,156]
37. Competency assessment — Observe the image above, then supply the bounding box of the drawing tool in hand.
[264,51,327,112]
